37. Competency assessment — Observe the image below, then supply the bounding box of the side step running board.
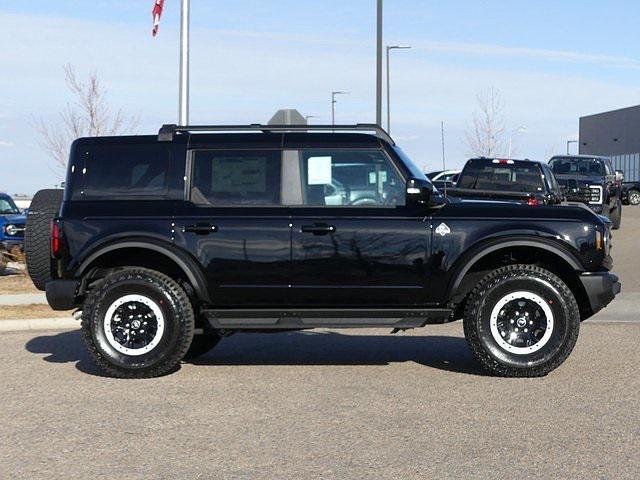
[203,308,452,329]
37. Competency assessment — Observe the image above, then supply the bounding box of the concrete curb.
[0,293,47,305]
[0,317,78,333]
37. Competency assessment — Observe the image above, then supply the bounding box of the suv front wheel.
[81,268,195,378]
[463,265,580,377]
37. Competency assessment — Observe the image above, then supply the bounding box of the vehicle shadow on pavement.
[24,330,486,377]
[192,331,487,376]
[24,330,109,376]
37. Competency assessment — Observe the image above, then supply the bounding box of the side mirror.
[615,170,624,182]
[406,178,433,206]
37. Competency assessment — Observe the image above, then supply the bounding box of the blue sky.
[2,0,640,193]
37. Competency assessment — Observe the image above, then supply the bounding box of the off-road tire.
[81,268,195,378]
[184,333,221,360]
[25,189,63,290]
[463,264,580,377]
[610,200,622,230]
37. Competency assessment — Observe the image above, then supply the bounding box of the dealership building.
[580,105,640,182]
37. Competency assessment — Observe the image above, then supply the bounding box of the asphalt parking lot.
[1,209,639,480]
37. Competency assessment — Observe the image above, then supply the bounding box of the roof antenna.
[441,120,447,197]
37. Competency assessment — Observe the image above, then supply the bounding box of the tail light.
[51,221,61,258]
[527,197,539,206]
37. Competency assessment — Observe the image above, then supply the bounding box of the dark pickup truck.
[622,181,640,206]
[549,155,622,229]
[447,158,563,206]
[25,124,620,379]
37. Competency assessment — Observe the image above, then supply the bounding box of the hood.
[0,213,27,224]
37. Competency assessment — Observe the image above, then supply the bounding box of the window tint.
[191,150,281,206]
[300,150,404,206]
[549,157,604,177]
[458,161,544,193]
[0,198,19,214]
[81,144,169,198]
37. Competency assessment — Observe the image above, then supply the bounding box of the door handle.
[300,224,336,235]
[183,224,218,235]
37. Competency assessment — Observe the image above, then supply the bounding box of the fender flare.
[447,237,584,298]
[76,240,211,303]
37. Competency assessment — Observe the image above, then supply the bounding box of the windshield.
[549,157,604,177]
[0,198,19,215]
[457,160,544,193]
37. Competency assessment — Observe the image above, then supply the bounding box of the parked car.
[0,193,26,273]
[447,158,563,205]
[549,155,622,229]
[26,124,620,379]
[621,181,640,206]
[426,169,461,191]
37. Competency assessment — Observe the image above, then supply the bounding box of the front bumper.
[46,280,79,311]
[579,272,621,316]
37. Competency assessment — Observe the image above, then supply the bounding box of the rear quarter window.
[74,144,170,199]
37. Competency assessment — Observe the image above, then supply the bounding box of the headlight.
[589,186,603,204]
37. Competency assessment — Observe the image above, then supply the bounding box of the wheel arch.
[76,240,211,304]
[446,237,591,319]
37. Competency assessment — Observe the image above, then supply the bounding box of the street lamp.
[331,91,350,125]
[305,115,319,124]
[508,125,527,158]
[386,45,411,135]
[567,140,578,155]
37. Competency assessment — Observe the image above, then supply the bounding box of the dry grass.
[0,273,40,295]
[0,304,72,320]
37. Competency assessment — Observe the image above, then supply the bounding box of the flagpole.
[179,0,190,126]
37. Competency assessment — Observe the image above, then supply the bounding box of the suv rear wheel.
[81,268,195,378]
[463,265,580,377]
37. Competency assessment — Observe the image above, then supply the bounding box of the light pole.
[508,125,527,158]
[376,0,383,127]
[567,140,578,155]
[178,0,190,126]
[386,45,411,134]
[331,91,350,125]
[305,115,318,124]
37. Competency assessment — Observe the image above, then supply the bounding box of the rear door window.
[190,150,282,206]
[78,144,170,199]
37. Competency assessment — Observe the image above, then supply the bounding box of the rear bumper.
[46,280,79,311]
[579,272,621,316]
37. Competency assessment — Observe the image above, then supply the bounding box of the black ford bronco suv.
[549,155,623,229]
[26,124,620,378]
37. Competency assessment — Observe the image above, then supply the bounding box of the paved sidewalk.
[0,293,47,306]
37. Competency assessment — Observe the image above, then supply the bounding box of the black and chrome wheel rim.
[490,291,554,355]
[103,294,165,356]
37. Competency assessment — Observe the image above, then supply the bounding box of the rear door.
[288,148,432,308]
[173,148,291,307]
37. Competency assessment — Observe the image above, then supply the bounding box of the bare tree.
[34,64,138,171]
[465,87,506,157]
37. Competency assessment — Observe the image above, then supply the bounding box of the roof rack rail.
[158,123,395,145]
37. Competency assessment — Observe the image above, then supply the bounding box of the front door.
[289,148,431,307]
[173,149,291,307]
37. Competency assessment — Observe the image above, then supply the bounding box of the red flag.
[152,0,165,37]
